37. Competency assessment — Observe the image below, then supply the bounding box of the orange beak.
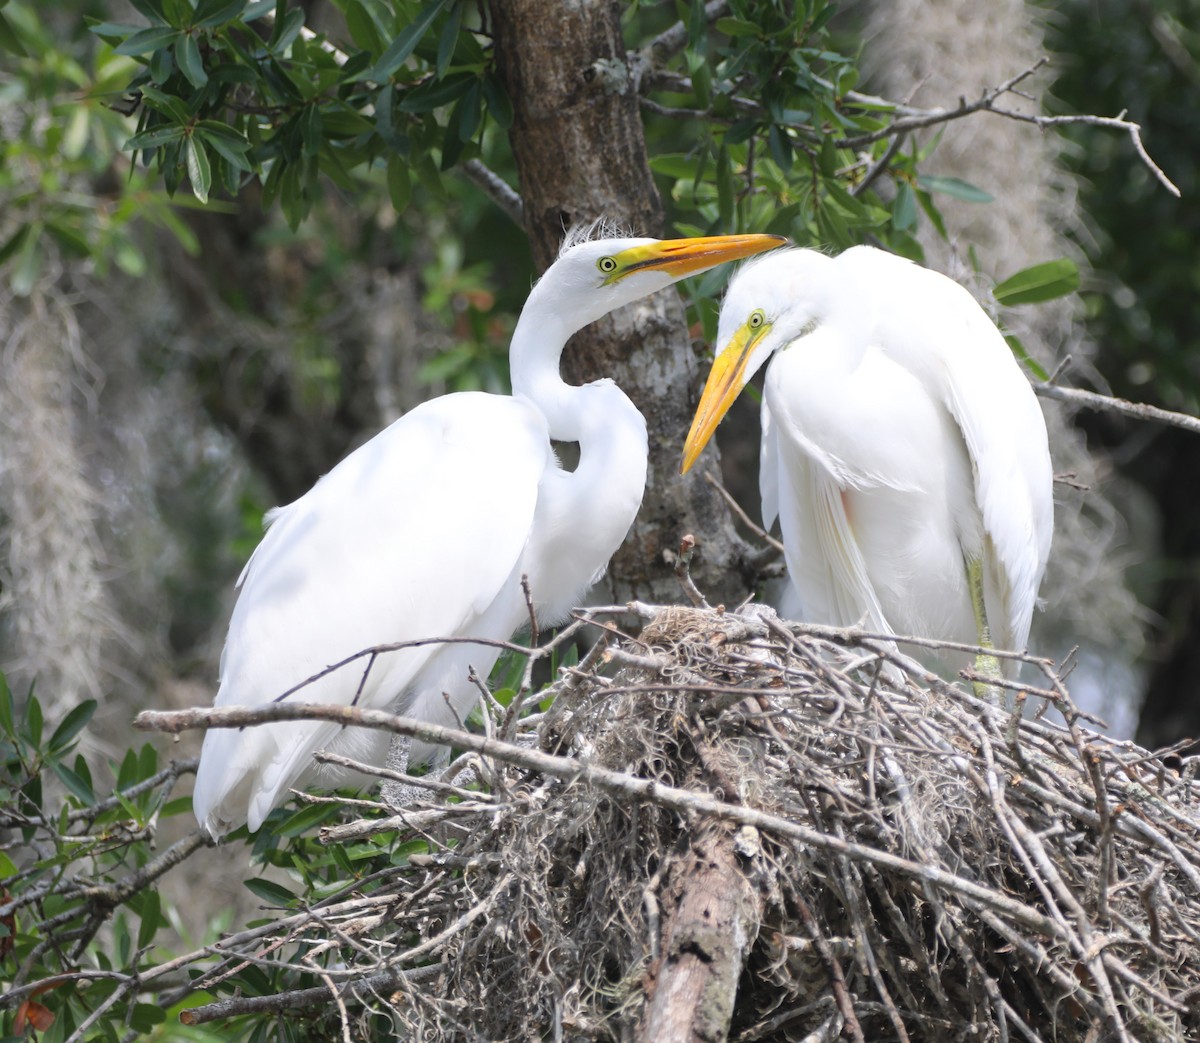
[681,317,770,474]
[606,233,786,283]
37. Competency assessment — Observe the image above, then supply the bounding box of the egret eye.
[748,309,766,330]
[597,256,619,274]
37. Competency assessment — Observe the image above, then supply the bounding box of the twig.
[673,533,711,608]
[1034,381,1200,436]
[461,159,523,225]
[850,131,908,198]
[179,964,443,1025]
[640,0,727,67]
[135,700,1074,938]
[703,470,785,555]
[641,56,1179,198]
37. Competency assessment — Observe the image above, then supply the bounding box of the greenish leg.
[967,556,1002,702]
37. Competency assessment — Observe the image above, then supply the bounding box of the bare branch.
[461,159,524,225]
[1035,381,1200,436]
[136,699,1077,938]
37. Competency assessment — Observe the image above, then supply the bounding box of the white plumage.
[682,245,1052,669]
[192,231,785,836]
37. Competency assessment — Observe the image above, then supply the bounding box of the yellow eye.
[597,256,618,274]
[748,309,766,329]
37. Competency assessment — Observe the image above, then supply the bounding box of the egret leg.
[966,556,1003,702]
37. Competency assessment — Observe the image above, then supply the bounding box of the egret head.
[536,230,788,330]
[681,248,835,473]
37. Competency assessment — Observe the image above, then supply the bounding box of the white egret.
[681,246,1052,673]
[192,229,786,836]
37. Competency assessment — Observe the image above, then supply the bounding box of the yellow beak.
[681,319,767,474]
[610,233,786,282]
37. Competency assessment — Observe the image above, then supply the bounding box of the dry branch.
[127,600,1200,1040]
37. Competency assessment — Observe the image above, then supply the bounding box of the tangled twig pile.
[139,600,1200,1042]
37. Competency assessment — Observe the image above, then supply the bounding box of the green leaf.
[714,16,760,37]
[48,700,96,754]
[398,71,472,113]
[915,187,948,242]
[89,20,157,42]
[0,223,31,267]
[454,79,480,142]
[196,121,253,168]
[299,105,322,156]
[244,877,296,905]
[193,0,246,29]
[115,236,149,276]
[149,42,174,82]
[435,0,463,78]
[386,155,411,213]
[140,83,192,122]
[688,0,706,48]
[139,741,157,779]
[137,890,162,948]
[11,222,42,296]
[127,0,167,21]
[268,6,305,52]
[768,124,792,173]
[0,671,13,736]
[892,181,917,231]
[130,1004,167,1031]
[156,796,191,819]
[481,74,513,130]
[716,146,733,226]
[357,0,448,82]
[186,136,212,203]
[650,154,697,180]
[126,124,187,150]
[916,174,993,204]
[52,761,96,804]
[993,258,1080,306]
[114,25,180,55]
[343,0,382,55]
[1005,333,1051,381]
[26,696,43,748]
[274,800,340,836]
[0,10,27,56]
[175,32,208,88]
[724,119,756,146]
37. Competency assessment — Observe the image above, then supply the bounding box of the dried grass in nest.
[182,601,1200,1041]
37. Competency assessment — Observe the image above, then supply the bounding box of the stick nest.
[243,604,1200,1041]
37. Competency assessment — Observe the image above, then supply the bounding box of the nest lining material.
[201,603,1200,1041]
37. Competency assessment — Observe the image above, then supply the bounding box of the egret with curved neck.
[192,230,785,836]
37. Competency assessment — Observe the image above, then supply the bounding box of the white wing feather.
[847,248,1052,652]
[759,396,780,532]
[192,392,549,833]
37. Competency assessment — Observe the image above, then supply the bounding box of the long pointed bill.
[681,320,767,474]
[609,233,786,282]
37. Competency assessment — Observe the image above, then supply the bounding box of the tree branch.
[461,159,524,225]
[1034,381,1200,436]
[134,700,1074,939]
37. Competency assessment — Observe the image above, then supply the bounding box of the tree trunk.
[491,0,754,608]
[637,823,766,1043]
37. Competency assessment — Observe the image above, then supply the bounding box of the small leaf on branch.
[186,136,211,203]
[114,25,179,55]
[994,259,1081,306]
[916,174,994,203]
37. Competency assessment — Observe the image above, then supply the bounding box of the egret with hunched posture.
[681,246,1052,672]
[192,230,785,836]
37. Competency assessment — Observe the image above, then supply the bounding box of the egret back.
[192,393,550,835]
[752,246,1051,666]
